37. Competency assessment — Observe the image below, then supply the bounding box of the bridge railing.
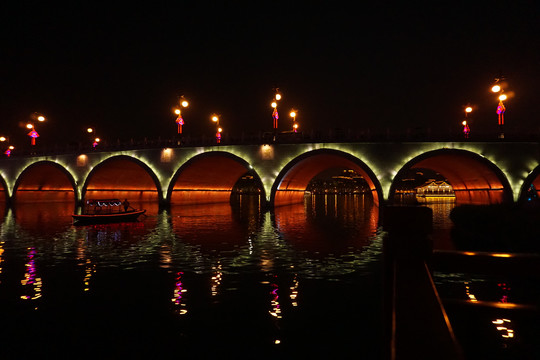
[5,128,540,158]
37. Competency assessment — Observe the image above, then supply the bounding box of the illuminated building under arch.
[270,148,383,208]
[518,165,540,204]
[389,148,513,205]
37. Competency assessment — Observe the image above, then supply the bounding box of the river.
[2,195,538,359]
[0,194,384,359]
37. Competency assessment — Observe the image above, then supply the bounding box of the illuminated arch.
[519,164,540,203]
[270,149,383,208]
[82,155,162,202]
[12,160,77,204]
[389,148,513,204]
[167,151,265,205]
[0,174,8,203]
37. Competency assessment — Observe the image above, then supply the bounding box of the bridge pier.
[383,205,463,360]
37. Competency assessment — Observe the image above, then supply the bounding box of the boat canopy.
[85,199,124,207]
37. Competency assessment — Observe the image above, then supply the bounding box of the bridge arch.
[12,160,77,204]
[167,151,265,206]
[270,148,383,207]
[0,174,8,204]
[82,155,162,203]
[390,148,513,204]
[518,164,540,204]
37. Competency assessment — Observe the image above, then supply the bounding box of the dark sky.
[1,1,538,147]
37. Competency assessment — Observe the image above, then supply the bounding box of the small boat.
[72,199,146,225]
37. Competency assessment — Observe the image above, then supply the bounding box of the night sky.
[1,1,539,147]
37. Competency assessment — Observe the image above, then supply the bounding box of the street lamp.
[87,128,101,148]
[211,114,222,144]
[290,110,298,133]
[491,78,508,139]
[462,106,472,139]
[271,89,281,131]
[174,96,189,134]
[26,113,46,146]
[0,136,14,157]
[26,123,39,146]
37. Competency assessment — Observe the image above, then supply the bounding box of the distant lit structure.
[415,180,455,198]
[174,96,189,134]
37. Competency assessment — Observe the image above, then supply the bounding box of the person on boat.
[123,199,130,212]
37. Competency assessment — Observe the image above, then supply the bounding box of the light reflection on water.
[0,195,384,358]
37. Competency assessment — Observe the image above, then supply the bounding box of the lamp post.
[491,78,508,139]
[271,89,281,131]
[26,123,39,146]
[174,96,189,134]
[26,113,46,146]
[87,128,100,149]
[0,136,14,157]
[212,114,222,144]
[289,110,298,133]
[462,106,472,139]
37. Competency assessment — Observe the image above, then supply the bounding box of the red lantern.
[176,115,184,134]
[28,129,39,145]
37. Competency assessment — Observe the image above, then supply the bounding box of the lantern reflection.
[83,259,97,292]
[171,271,188,315]
[290,274,299,307]
[492,318,515,339]
[20,247,42,302]
[211,261,222,297]
[269,276,282,319]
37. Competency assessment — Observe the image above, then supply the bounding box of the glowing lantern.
[272,106,279,129]
[175,112,184,134]
[497,100,506,126]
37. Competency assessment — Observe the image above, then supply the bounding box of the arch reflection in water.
[274,194,379,255]
[169,195,263,252]
[13,202,75,237]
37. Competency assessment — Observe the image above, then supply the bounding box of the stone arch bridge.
[0,142,539,209]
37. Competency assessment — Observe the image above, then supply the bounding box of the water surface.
[0,195,384,358]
